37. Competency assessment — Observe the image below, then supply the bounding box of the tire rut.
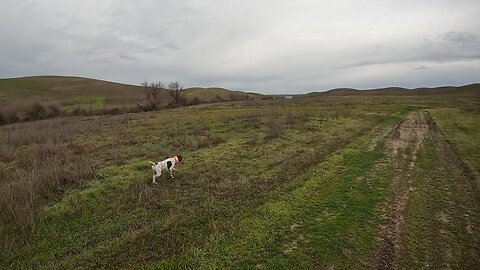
[371,111,429,270]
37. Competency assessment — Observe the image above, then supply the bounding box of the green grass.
[0,76,145,111]
[189,141,392,269]
[1,99,395,268]
[428,108,480,184]
[402,122,480,269]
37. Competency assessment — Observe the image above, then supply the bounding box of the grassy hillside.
[184,87,263,102]
[0,76,264,114]
[0,76,146,111]
[1,92,479,269]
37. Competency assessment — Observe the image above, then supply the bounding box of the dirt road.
[370,111,480,269]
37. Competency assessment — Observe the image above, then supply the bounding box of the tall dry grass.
[0,117,100,235]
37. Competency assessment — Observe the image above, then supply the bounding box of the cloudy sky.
[1,0,479,93]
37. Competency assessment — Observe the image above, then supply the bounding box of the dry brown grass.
[169,129,225,151]
[0,117,100,234]
[242,112,262,129]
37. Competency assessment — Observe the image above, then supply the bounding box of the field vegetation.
[0,81,479,269]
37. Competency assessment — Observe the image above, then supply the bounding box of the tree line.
[139,80,185,111]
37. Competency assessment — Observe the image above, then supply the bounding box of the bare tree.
[167,81,185,106]
[139,80,164,111]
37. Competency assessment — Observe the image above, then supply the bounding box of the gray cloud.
[440,31,478,43]
[1,0,479,93]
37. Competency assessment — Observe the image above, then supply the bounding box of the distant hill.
[304,83,480,97]
[184,87,262,102]
[0,76,263,113]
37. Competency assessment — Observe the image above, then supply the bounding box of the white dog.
[149,155,183,184]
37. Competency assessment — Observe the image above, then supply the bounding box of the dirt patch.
[437,212,450,224]
[389,112,428,156]
[371,111,429,269]
[283,234,305,254]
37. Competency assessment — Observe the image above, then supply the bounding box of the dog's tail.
[149,161,156,165]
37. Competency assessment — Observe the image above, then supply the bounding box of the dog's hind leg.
[152,171,161,184]
[152,174,157,184]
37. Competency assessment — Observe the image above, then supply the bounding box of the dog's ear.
[177,155,183,161]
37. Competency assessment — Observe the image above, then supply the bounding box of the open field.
[0,88,479,269]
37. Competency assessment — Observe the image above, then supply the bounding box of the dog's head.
[176,155,183,162]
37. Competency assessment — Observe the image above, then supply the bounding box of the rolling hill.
[0,76,263,114]
[184,87,263,102]
[304,83,480,97]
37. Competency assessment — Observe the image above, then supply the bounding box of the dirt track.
[370,111,480,269]
[372,111,428,269]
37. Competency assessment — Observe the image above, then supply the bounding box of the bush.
[46,105,62,118]
[72,106,88,116]
[188,97,202,106]
[4,112,20,124]
[265,114,284,139]
[25,102,47,120]
[106,108,121,115]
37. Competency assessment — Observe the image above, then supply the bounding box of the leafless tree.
[167,81,185,106]
[139,80,164,111]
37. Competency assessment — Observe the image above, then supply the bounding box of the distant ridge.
[305,83,480,97]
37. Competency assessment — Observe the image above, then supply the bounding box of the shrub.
[4,112,20,124]
[46,104,62,118]
[188,97,202,106]
[265,114,284,139]
[72,106,88,116]
[107,108,121,115]
[25,102,47,120]
[128,106,143,113]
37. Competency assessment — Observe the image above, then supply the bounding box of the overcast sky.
[1,0,479,93]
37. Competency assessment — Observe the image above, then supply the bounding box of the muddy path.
[370,111,429,269]
[368,110,480,269]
